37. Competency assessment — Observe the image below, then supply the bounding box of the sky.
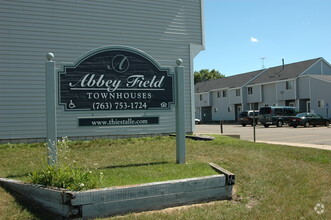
[194,0,331,77]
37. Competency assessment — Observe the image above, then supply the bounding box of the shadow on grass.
[100,161,171,169]
[6,173,30,179]
[1,185,61,220]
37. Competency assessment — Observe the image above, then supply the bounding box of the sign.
[78,117,159,127]
[59,46,174,111]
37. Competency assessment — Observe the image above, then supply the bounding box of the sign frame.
[58,46,175,112]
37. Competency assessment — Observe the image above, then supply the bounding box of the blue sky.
[194,0,331,76]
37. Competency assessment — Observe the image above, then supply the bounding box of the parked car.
[238,110,259,127]
[288,113,330,128]
[259,106,300,127]
[195,118,201,124]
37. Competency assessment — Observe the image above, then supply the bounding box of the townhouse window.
[236,89,240,96]
[248,87,253,95]
[222,90,227,97]
[217,91,221,98]
[317,99,325,108]
[200,94,203,101]
[286,81,292,90]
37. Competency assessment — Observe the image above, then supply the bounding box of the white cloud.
[250,37,259,42]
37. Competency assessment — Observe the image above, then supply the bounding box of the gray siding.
[195,93,210,107]
[310,77,331,117]
[322,61,331,75]
[246,85,262,104]
[303,60,322,75]
[276,80,295,101]
[228,88,241,105]
[297,76,310,99]
[0,0,203,141]
[261,84,277,106]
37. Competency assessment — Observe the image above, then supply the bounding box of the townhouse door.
[235,104,242,121]
[201,107,212,123]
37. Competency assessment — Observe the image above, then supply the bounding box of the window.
[222,90,227,97]
[284,108,295,116]
[199,94,203,101]
[286,81,292,90]
[248,87,253,95]
[248,103,258,110]
[317,99,325,108]
[274,108,283,116]
[217,91,221,98]
[236,89,240,96]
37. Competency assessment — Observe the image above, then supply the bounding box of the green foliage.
[194,69,225,84]
[30,166,96,191]
[29,137,99,191]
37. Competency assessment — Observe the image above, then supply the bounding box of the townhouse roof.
[195,57,322,93]
[310,74,331,82]
[248,57,321,85]
[195,69,263,93]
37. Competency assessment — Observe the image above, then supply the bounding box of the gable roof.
[310,74,331,83]
[195,69,263,93]
[248,58,321,85]
[195,57,323,93]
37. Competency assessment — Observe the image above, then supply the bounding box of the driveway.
[195,124,331,151]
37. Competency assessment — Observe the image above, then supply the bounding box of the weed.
[29,137,101,191]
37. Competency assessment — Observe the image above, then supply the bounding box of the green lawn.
[0,136,330,219]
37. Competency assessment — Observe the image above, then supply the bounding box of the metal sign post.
[326,103,329,119]
[175,59,186,164]
[46,53,57,166]
[253,109,256,142]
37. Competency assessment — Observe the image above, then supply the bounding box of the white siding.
[0,0,203,141]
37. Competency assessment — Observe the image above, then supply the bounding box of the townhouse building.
[195,57,331,122]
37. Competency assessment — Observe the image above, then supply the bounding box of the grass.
[0,135,331,219]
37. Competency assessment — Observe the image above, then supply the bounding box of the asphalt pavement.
[195,123,331,151]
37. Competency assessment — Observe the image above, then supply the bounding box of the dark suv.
[259,106,300,127]
[239,110,259,127]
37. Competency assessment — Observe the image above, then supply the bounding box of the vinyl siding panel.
[261,84,277,107]
[228,89,241,105]
[322,61,331,75]
[276,80,295,101]
[310,78,331,117]
[246,85,262,103]
[0,0,203,141]
[297,76,310,99]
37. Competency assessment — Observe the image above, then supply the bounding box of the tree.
[194,69,225,84]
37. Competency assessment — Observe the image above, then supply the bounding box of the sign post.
[326,103,329,119]
[175,59,186,164]
[46,53,57,166]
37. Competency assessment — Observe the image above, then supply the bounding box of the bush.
[30,165,97,191]
[29,137,99,191]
